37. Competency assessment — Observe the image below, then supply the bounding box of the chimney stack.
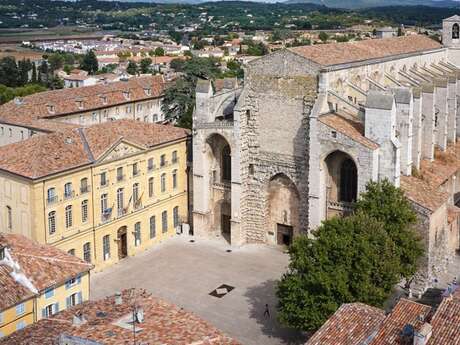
[115,292,122,305]
[413,323,432,345]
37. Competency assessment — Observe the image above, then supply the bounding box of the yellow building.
[0,233,91,338]
[0,119,189,271]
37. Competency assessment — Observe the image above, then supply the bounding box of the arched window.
[221,145,231,182]
[83,242,91,263]
[453,23,460,39]
[339,159,358,202]
[48,211,56,235]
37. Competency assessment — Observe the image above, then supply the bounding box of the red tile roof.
[0,289,241,345]
[319,113,379,150]
[0,75,165,132]
[290,35,441,67]
[428,296,460,345]
[306,303,385,345]
[0,233,92,311]
[0,119,189,179]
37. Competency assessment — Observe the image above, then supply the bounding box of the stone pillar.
[421,85,435,161]
[364,91,400,186]
[412,88,423,171]
[447,77,457,143]
[434,80,448,151]
[392,88,413,176]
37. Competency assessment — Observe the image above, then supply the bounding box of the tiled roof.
[369,299,431,345]
[306,303,385,345]
[0,233,92,311]
[0,119,189,179]
[400,142,460,212]
[0,75,165,132]
[319,113,379,150]
[0,289,241,345]
[290,35,441,67]
[428,296,460,345]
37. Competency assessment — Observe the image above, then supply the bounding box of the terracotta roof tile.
[319,113,379,150]
[0,120,189,179]
[0,75,165,131]
[290,35,441,67]
[0,289,241,345]
[0,233,92,311]
[306,303,385,345]
[428,297,460,345]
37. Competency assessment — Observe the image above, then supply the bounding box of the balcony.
[101,213,111,223]
[117,208,127,217]
[47,195,58,205]
[80,186,91,194]
[64,191,75,200]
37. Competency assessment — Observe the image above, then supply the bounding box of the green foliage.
[154,47,165,57]
[48,53,64,72]
[140,58,152,74]
[0,83,47,105]
[277,212,400,331]
[244,40,269,56]
[0,57,20,87]
[355,179,423,279]
[222,60,244,79]
[277,180,424,332]
[126,61,138,75]
[79,50,98,75]
[319,31,329,42]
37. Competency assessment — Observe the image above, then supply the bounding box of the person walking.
[263,304,270,318]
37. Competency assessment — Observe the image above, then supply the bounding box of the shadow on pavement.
[244,279,309,345]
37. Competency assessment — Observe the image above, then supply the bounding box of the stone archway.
[324,150,357,219]
[267,173,300,246]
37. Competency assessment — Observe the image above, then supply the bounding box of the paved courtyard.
[91,235,307,345]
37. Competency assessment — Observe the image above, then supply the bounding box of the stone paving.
[91,235,307,345]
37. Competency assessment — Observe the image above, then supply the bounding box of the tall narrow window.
[48,211,56,235]
[172,150,178,164]
[222,145,231,182]
[453,23,460,39]
[103,235,110,260]
[83,242,91,263]
[150,216,156,239]
[80,178,88,193]
[47,187,57,204]
[172,170,177,189]
[161,173,166,193]
[81,200,88,223]
[65,205,72,228]
[149,177,154,198]
[64,182,73,199]
[100,172,107,187]
[117,188,124,216]
[339,158,358,203]
[6,206,12,230]
[148,158,154,171]
[132,163,139,177]
[100,193,108,219]
[162,210,168,233]
[173,206,179,228]
[134,222,141,246]
[133,183,139,203]
[117,167,124,181]
[160,154,166,167]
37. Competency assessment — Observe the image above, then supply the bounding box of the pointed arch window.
[339,158,357,203]
[453,23,460,39]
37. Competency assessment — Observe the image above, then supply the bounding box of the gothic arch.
[453,23,459,39]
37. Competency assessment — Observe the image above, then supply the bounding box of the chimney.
[115,292,122,305]
[413,323,432,345]
[72,311,86,326]
[14,97,24,106]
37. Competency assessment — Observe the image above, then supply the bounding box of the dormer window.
[46,104,55,114]
[76,100,84,110]
[100,95,108,105]
[144,88,151,96]
[123,91,130,100]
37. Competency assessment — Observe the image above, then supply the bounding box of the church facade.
[193,17,460,292]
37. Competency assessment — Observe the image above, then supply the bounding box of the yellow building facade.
[0,299,34,337]
[0,120,189,272]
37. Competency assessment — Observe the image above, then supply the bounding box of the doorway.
[277,224,293,246]
[117,226,128,259]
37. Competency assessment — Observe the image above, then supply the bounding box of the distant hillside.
[283,0,460,9]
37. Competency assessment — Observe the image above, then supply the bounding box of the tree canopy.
[276,180,423,332]
[80,50,98,75]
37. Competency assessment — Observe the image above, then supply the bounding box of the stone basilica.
[193,16,460,291]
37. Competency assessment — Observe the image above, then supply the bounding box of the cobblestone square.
[91,236,307,345]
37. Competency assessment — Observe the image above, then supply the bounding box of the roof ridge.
[78,127,95,162]
[14,252,91,267]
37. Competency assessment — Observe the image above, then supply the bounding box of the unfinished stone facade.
[193,16,460,292]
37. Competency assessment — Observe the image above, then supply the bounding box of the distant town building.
[0,233,92,337]
[376,26,397,39]
[0,289,240,345]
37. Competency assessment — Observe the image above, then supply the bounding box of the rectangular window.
[100,172,107,187]
[16,320,26,331]
[83,242,91,263]
[64,182,73,199]
[148,158,154,171]
[172,170,177,190]
[161,174,166,193]
[66,292,82,308]
[162,210,168,233]
[160,154,166,167]
[173,206,179,228]
[6,206,12,230]
[45,287,54,299]
[100,193,108,218]
[150,216,156,239]
[16,303,25,316]
[134,222,141,246]
[103,235,110,260]
[132,163,139,177]
[117,167,124,181]
[48,211,56,235]
[172,150,178,164]
[43,303,58,318]
[149,177,154,198]
[81,200,88,223]
[65,205,72,228]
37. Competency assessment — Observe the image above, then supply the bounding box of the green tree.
[161,78,194,128]
[17,58,32,86]
[31,62,37,84]
[126,61,138,75]
[63,64,73,74]
[0,57,20,87]
[80,50,98,75]
[397,26,404,36]
[154,47,165,56]
[355,179,423,279]
[319,31,329,42]
[140,58,152,74]
[277,213,400,331]
[48,53,64,72]
[38,61,49,84]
